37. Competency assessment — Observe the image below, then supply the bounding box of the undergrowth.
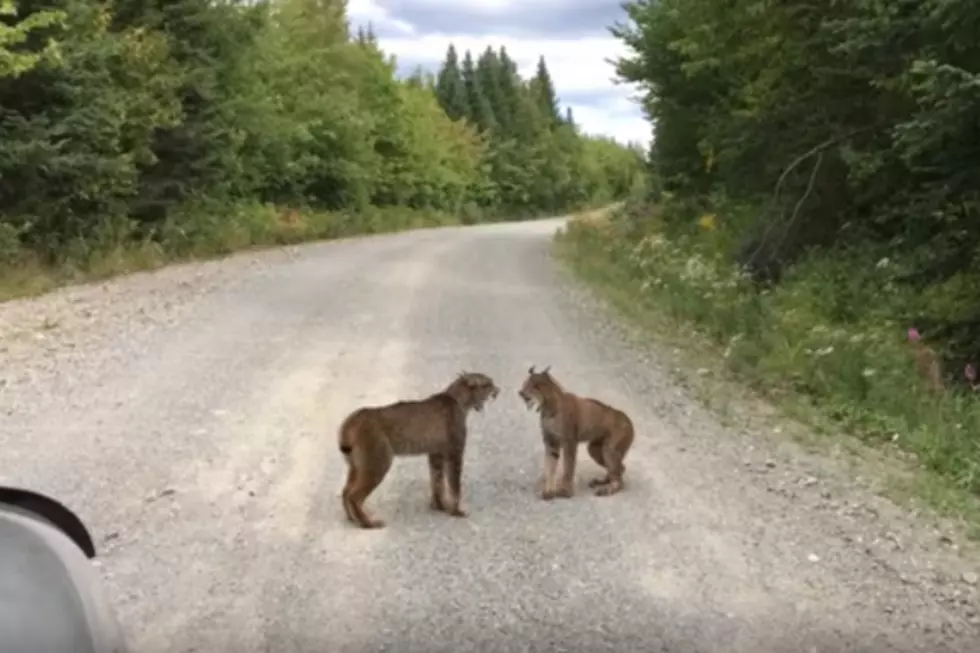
[556,204,980,536]
[0,202,473,302]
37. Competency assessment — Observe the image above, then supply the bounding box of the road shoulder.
[550,218,980,637]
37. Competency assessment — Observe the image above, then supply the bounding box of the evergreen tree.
[435,44,468,121]
[495,47,525,137]
[0,0,182,250]
[407,65,435,91]
[510,74,545,143]
[530,55,561,128]
[109,0,267,222]
[427,45,642,217]
[0,0,643,268]
[476,47,508,134]
[0,0,64,79]
[461,49,495,131]
[354,23,379,47]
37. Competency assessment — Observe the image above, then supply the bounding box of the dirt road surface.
[1,218,978,653]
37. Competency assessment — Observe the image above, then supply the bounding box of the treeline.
[612,0,980,372]
[0,0,644,277]
[557,0,980,500]
[428,44,644,217]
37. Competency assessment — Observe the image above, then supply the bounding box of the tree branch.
[747,125,877,266]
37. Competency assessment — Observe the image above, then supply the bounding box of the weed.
[556,205,980,537]
[0,202,466,303]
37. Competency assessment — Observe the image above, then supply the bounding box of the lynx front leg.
[541,442,561,500]
[428,453,446,512]
[555,441,577,498]
[442,450,468,517]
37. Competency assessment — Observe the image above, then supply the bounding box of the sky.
[345,0,651,150]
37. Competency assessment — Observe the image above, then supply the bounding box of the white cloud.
[396,0,516,11]
[567,104,650,147]
[366,0,625,37]
[345,4,651,149]
[347,0,416,36]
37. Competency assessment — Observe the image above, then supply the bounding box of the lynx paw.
[594,483,623,497]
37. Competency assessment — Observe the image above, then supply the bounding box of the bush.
[0,1,645,300]
[558,205,980,500]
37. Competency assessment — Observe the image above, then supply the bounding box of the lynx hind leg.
[594,426,632,497]
[340,463,357,522]
[428,453,446,512]
[586,439,610,488]
[343,433,394,529]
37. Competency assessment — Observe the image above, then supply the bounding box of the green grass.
[0,201,544,303]
[554,208,980,540]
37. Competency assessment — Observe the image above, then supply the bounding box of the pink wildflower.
[965,363,977,383]
[907,327,921,342]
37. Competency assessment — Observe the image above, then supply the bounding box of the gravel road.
[1,217,978,653]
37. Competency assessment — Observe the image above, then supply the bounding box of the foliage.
[558,211,980,507]
[610,0,980,369]
[0,0,64,78]
[0,0,644,288]
[434,43,647,217]
[558,0,980,506]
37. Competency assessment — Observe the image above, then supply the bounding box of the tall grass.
[557,204,980,530]
[0,202,462,302]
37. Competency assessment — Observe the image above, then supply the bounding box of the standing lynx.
[518,366,635,499]
[337,371,499,529]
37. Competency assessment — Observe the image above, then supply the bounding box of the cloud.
[373,0,629,39]
[347,0,650,149]
[347,0,416,37]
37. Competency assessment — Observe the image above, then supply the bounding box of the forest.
[558,0,980,514]
[0,0,644,296]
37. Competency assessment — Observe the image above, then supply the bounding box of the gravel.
[0,218,977,652]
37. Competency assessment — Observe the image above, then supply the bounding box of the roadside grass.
[554,207,980,541]
[0,201,599,304]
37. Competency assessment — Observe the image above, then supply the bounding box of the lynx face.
[518,365,552,413]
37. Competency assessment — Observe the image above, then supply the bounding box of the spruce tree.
[108,0,263,222]
[414,65,438,90]
[489,46,520,136]
[354,22,378,46]
[462,49,495,131]
[530,56,561,128]
[474,46,511,133]
[435,44,468,121]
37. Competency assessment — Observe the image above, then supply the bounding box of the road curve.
[1,218,977,653]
